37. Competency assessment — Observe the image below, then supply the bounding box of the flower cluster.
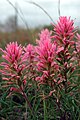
[0,42,27,91]
[52,16,76,91]
[52,16,75,45]
[0,16,77,96]
[35,29,58,85]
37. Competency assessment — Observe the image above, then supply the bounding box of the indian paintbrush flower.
[0,42,26,91]
[35,29,58,86]
[52,16,75,45]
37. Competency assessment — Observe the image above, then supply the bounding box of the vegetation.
[0,16,80,120]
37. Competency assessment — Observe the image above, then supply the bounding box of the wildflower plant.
[35,29,58,86]
[53,16,76,91]
[0,16,80,120]
[0,42,35,119]
[0,42,26,89]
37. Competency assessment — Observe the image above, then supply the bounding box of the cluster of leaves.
[0,16,80,120]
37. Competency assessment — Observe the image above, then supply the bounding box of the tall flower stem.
[20,86,35,119]
[43,91,47,120]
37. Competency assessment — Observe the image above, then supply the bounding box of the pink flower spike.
[0,42,28,90]
[52,16,75,44]
[1,42,23,63]
[35,29,58,85]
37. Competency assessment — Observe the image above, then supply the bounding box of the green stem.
[43,91,47,120]
[20,86,35,120]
